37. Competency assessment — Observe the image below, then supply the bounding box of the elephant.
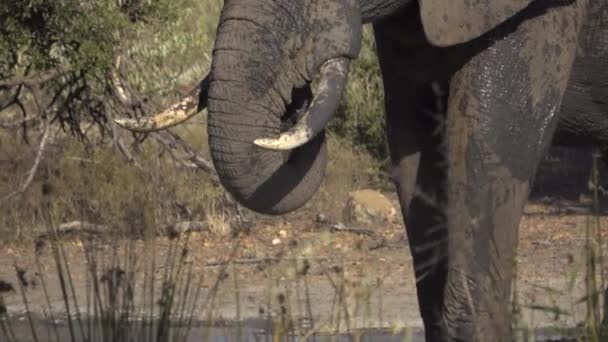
[114,0,604,341]
[552,29,608,165]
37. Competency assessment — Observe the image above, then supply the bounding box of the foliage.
[0,0,174,76]
[121,0,221,95]
[0,0,223,205]
[0,0,179,138]
[332,27,388,161]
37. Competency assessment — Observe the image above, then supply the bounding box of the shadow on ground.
[531,146,608,212]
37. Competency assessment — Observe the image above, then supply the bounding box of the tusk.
[254,58,350,151]
[114,77,209,133]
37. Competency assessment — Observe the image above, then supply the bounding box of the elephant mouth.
[271,85,314,165]
[281,85,313,134]
[253,58,351,151]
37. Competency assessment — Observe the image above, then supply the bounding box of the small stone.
[279,230,287,238]
[315,213,330,224]
[272,238,281,245]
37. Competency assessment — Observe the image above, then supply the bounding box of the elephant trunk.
[207,15,329,215]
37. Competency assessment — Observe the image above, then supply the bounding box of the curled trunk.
[207,18,328,215]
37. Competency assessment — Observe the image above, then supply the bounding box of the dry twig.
[0,67,71,88]
[0,119,52,203]
[314,217,387,250]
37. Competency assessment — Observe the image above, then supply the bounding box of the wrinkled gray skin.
[553,14,608,162]
[204,0,599,341]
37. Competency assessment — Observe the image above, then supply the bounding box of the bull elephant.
[115,0,603,341]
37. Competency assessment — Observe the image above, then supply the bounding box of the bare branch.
[103,109,148,173]
[109,55,136,107]
[203,257,330,268]
[0,116,40,129]
[15,96,30,144]
[0,67,71,88]
[34,221,110,240]
[1,119,52,203]
[153,131,218,180]
[0,85,23,111]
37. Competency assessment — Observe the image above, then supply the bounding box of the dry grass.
[0,128,220,243]
[204,200,231,238]
[0,124,380,244]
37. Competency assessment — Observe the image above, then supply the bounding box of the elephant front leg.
[442,2,586,341]
[383,84,450,341]
[375,14,454,341]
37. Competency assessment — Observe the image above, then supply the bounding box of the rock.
[343,189,397,225]
[314,213,330,225]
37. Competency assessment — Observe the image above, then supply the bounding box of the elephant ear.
[419,0,534,46]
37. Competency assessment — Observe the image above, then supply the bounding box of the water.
[2,317,424,342]
[0,317,584,341]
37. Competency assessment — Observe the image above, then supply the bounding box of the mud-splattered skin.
[203,0,591,341]
[376,1,589,341]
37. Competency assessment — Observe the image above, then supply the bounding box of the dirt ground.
[0,195,606,332]
[0,146,606,334]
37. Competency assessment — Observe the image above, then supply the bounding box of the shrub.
[331,27,388,162]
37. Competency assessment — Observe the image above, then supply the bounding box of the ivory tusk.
[114,77,209,133]
[253,58,350,151]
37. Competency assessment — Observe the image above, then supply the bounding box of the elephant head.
[114,0,537,215]
[204,0,365,214]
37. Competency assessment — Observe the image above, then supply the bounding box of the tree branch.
[109,55,137,107]
[0,116,40,130]
[0,67,71,88]
[1,119,52,203]
[153,131,218,181]
[103,109,148,173]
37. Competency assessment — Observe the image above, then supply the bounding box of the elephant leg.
[386,86,448,342]
[441,2,586,341]
[399,124,448,342]
[375,15,450,341]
